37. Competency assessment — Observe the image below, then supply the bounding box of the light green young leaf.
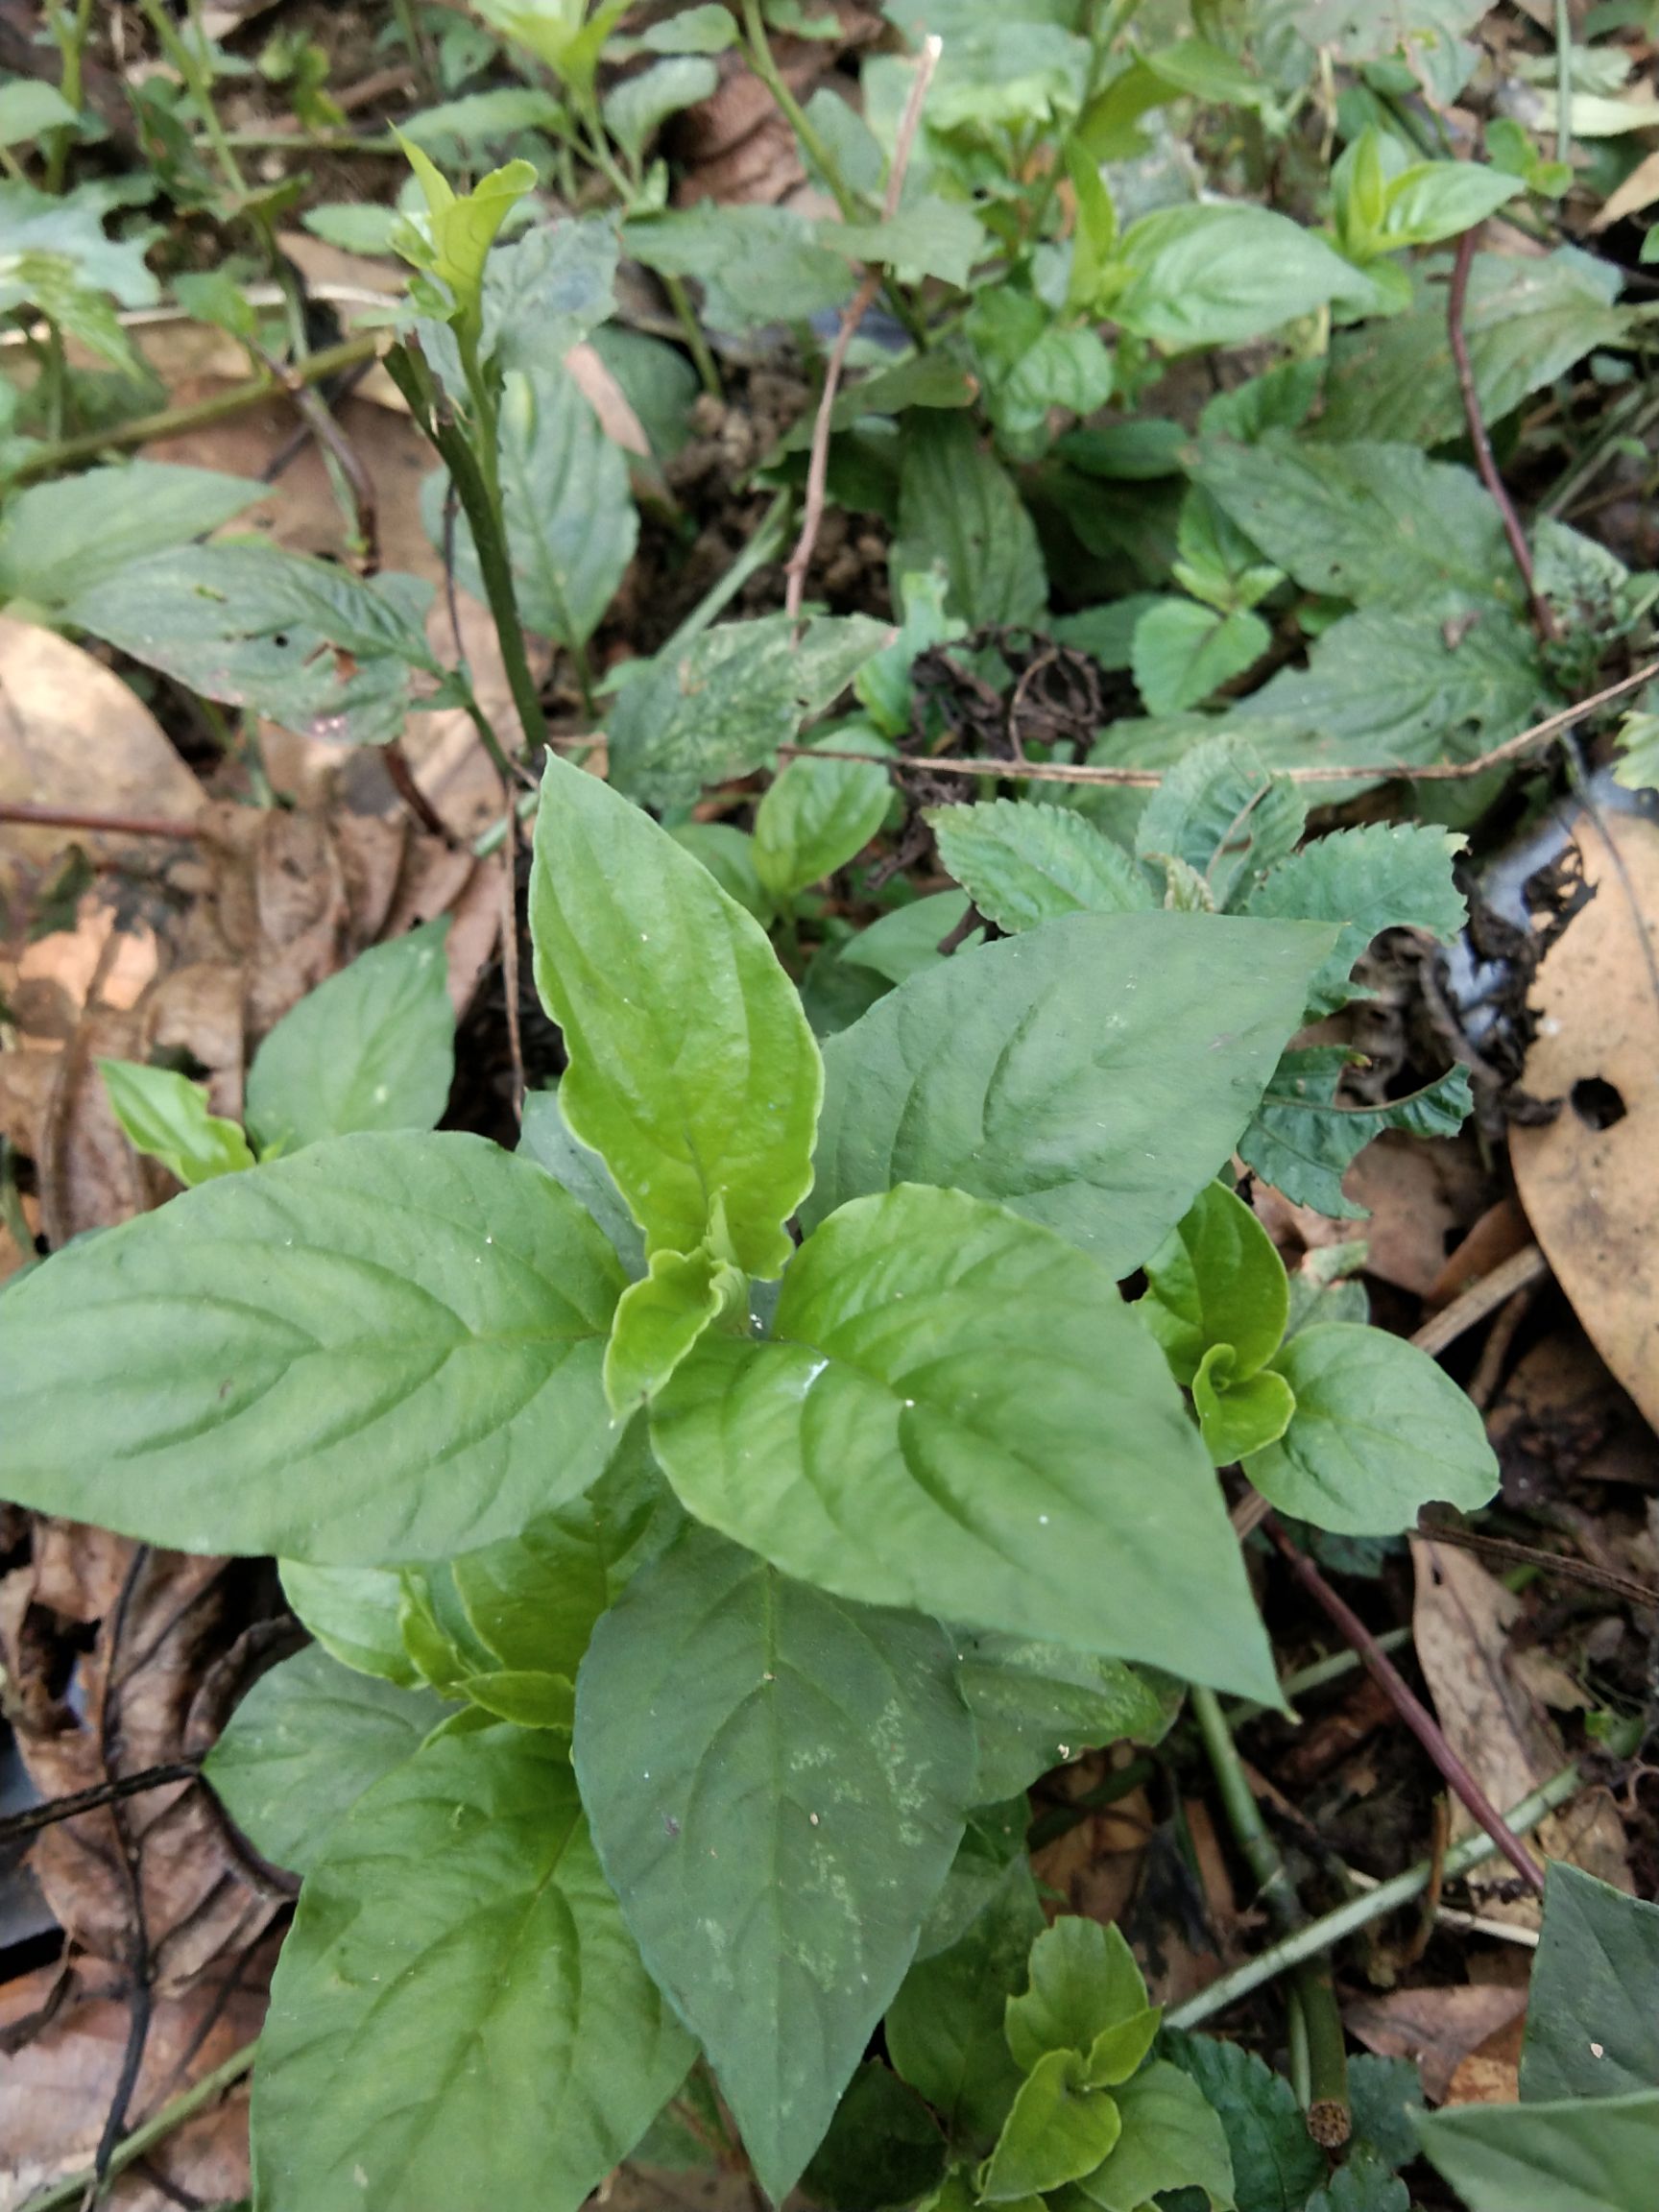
[205,1645,445,1875]
[1133,737,1307,911]
[604,1244,742,1411]
[755,746,892,903]
[670,820,772,921]
[0,80,81,146]
[1005,1917,1152,2077]
[67,543,442,748]
[855,569,966,737]
[99,1060,254,1186]
[252,1725,694,2212]
[1162,2029,1324,2212]
[626,203,855,331]
[0,463,265,611]
[278,1560,415,1685]
[1131,599,1270,714]
[0,1132,624,1564]
[472,0,630,92]
[1244,823,1468,1016]
[1104,204,1382,349]
[1521,1863,1659,2103]
[608,612,889,811]
[574,1525,975,2204]
[1070,2059,1236,2212]
[1243,1322,1497,1535]
[1192,1352,1296,1467]
[394,141,537,328]
[809,911,1334,1278]
[246,922,455,1153]
[0,179,159,314]
[955,1633,1180,1803]
[529,753,822,1277]
[892,411,1047,628]
[1239,1051,1473,1217]
[1378,158,1522,250]
[889,1857,1046,2150]
[1139,1180,1288,1387]
[1416,2090,1659,2212]
[927,800,1153,932]
[432,364,636,650]
[603,56,718,161]
[519,1084,644,1274]
[651,1185,1279,1699]
[979,2052,1122,2201]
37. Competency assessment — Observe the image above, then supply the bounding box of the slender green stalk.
[1554,0,1574,168]
[1167,1762,1584,2032]
[661,271,723,399]
[135,0,248,200]
[1022,0,1146,256]
[392,0,438,98]
[44,0,95,192]
[19,2038,258,2212]
[652,488,794,658]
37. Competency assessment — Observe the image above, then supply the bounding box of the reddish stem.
[0,801,202,839]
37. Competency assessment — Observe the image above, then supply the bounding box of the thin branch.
[1262,1513,1546,1890]
[1411,1242,1549,1357]
[17,2039,258,2212]
[784,36,942,622]
[0,1761,201,1849]
[1449,228,1557,644]
[0,801,203,839]
[1416,1520,1659,1612]
[500,816,526,1125]
[382,738,455,844]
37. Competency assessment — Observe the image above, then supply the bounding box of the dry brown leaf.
[1345,1984,1528,2103]
[1510,812,1659,1431]
[1443,2007,1527,2107]
[1343,1133,1494,1298]
[1411,1537,1631,1922]
[1430,1197,1534,1309]
[1590,143,1659,229]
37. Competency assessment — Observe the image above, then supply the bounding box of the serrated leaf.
[1416,2091,1659,2212]
[626,203,855,331]
[755,746,892,902]
[99,1060,254,1185]
[1070,2059,1236,2211]
[1345,2054,1424,2174]
[518,1084,644,1274]
[529,754,822,1278]
[956,1634,1180,1802]
[1521,1863,1659,2102]
[574,1525,974,2203]
[246,922,455,1153]
[1132,600,1270,714]
[808,910,1334,1278]
[892,411,1047,627]
[1244,824,1467,1016]
[205,1645,445,1875]
[1306,2150,1407,2212]
[927,800,1154,932]
[0,1132,624,1563]
[1243,1323,1497,1535]
[0,462,265,610]
[1133,737,1307,911]
[608,613,889,811]
[1006,1918,1152,2076]
[1140,1180,1289,1387]
[1161,2030,1325,2212]
[651,1185,1278,1699]
[830,199,990,289]
[1238,1051,1473,1217]
[252,1725,694,2212]
[980,2052,1122,2201]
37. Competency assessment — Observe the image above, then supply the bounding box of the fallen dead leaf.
[1430,1197,1534,1309]
[1343,1133,1495,1299]
[1510,812,1659,1431]
[1345,1983,1528,2104]
[1443,2007,1527,2107]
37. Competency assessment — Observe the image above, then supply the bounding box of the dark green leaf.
[892,412,1047,628]
[1416,2091,1659,2212]
[0,462,264,609]
[1305,2154,1408,2212]
[927,801,1154,932]
[1244,824,1467,1016]
[1133,738,1306,911]
[917,1799,1032,1960]
[652,1184,1278,1698]
[246,922,455,1153]
[802,2064,949,2211]
[957,1634,1180,1802]
[1161,2031,1324,2212]
[574,1525,974,2203]
[518,1085,644,1275]
[484,218,619,373]
[1239,1051,1473,1217]
[808,911,1334,1278]
[1132,601,1270,715]
[836,892,974,984]
[252,1725,694,2212]
[0,1132,624,1563]
[1345,2055,1424,2174]
[1521,1863,1659,2102]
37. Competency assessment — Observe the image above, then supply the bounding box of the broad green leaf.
[1005,1918,1152,2077]
[1070,2060,1236,2212]
[830,199,990,289]
[626,203,855,331]
[252,1725,694,2212]
[1305,2156,1408,2212]
[1104,204,1382,349]
[0,463,264,610]
[519,1085,644,1274]
[482,218,620,373]
[1131,600,1270,714]
[889,1856,1046,2149]
[280,1559,415,1684]
[0,179,158,314]
[246,922,455,1153]
[855,570,967,736]
[638,4,738,53]
[1191,437,1512,613]
[432,364,636,650]
[836,891,974,984]
[927,800,1154,932]
[608,612,889,812]
[1416,2091,1659,2212]
[398,85,567,152]
[1521,1863,1659,2102]
[0,1132,624,1563]
[529,753,822,1277]
[0,80,80,146]
[892,411,1047,628]
[1239,1052,1473,1217]
[1345,2055,1425,2175]
[1256,0,1484,101]
[1161,2030,1325,2212]
[1378,157,1521,250]
[604,1244,740,1411]
[1193,1354,1296,1466]
[755,747,892,903]
[573,1525,975,2203]
[808,911,1334,1279]
[1243,1323,1497,1535]
[979,2052,1122,2201]
[99,1060,254,1186]
[670,821,772,922]
[603,57,719,162]
[802,2064,948,2212]
[205,1645,445,1874]
[1133,738,1307,911]
[956,1634,1180,1802]
[1140,1181,1289,1387]
[1245,824,1467,1016]
[917,1799,1032,1960]
[651,1185,1279,1699]
[67,543,441,748]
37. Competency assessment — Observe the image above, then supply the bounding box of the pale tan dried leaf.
[1345,1984,1528,2103]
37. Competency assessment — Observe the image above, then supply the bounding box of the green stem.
[44,0,95,192]
[19,2038,258,2212]
[1554,0,1574,169]
[1023,0,1145,256]
[661,271,723,398]
[1167,1762,1584,2032]
[135,0,248,199]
